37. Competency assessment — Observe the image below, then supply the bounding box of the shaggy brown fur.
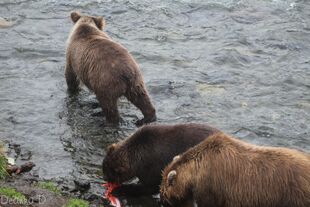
[160,133,310,207]
[102,123,220,196]
[66,12,156,125]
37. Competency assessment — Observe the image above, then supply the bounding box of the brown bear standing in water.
[160,133,310,207]
[65,12,156,125]
[102,123,220,196]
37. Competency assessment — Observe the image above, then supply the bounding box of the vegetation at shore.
[0,142,7,180]
[0,144,96,207]
[37,181,61,195]
[0,187,27,204]
[63,198,89,207]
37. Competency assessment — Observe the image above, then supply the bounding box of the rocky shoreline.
[0,174,112,207]
[0,142,111,207]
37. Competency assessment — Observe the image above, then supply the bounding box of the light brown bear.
[160,133,310,207]
[66,12,156,125]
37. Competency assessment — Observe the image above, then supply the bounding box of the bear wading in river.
[102,123,220,196]
[160,133,310,207]
[65,12,156,125]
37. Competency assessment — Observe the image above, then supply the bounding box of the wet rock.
[91,111,103,117]
[233,127,258,139]
[20,151,32,161]
[297,101,310,109]
[6,162,35,175]
[83,192,98,201]
[90,102,100,109]
[0,17,12,28]
[74,180,91,192]
[8,143,21,159]
[241,101,248,107]
[6,157,15,165]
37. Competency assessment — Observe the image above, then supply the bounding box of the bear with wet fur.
[102,123,220,196]
[66,12,156,125]
[160,133,310,207]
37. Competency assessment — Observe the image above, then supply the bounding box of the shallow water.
[0,0,309,206]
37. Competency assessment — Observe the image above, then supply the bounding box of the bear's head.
[160,155,193,207]
[70,11,105,30]
[102,143,134,184]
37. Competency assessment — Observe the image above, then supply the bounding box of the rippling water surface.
[0,0,309,206]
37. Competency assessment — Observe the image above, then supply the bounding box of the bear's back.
[202,134,310,207]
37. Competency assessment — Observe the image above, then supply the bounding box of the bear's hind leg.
[126,86,156,126]
[97,94,120,125]
[65,64,80,93]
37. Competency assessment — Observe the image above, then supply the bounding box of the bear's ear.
[107,143,116,153]
[71,11,81,23]
[167,170,177,186]
[92,16,105,30]
[173,155,180,162]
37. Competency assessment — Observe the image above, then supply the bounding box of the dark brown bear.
[65,12,156,125]
[160,133,310,207]
[102,123,220,196]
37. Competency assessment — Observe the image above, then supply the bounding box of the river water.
[0,0,309,206]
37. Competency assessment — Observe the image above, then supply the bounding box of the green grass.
[63,199,89,207]
[0,187,27,204]
[37,181,60,195]
[0,143,7,180]
[0,156,7,180]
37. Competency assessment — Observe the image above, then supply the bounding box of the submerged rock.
[0,17,12,28]
[196,83,226,96]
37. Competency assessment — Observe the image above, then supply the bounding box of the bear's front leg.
[105,107,120,125]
